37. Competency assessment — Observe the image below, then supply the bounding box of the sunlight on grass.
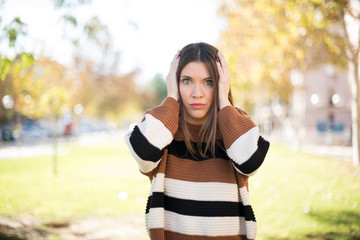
[251,143,360,240]
[0,137,150,222]
[1,137,359,239]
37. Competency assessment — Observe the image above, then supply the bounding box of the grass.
[0,134,360,239]
[251,143,360,240]
[0,135,150,222]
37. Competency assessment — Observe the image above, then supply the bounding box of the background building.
[303,66,352,146]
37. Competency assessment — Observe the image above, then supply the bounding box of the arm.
[125,50,181,174]
[218,106,269,176]
[216,51,269,176]
[125,97,179,174]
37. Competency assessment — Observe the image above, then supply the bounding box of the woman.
[125,42,270,240]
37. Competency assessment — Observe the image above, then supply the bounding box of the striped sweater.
[125,97,270,240]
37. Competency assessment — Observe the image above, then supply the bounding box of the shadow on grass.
[0,224,47,240]
[266,209,360,240]
[0,235,24,240]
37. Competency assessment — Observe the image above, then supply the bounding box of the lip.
[190,103,206,109]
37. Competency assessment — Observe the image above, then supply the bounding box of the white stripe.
[146,209,244,236]
[164,178,239,202]
[124,132,161,173]
[150,173,165,193]
[239,186,250,205]
[246,220,257,239]
[138,114,173,150]
[146,208,164,230]
[227,127,259,165]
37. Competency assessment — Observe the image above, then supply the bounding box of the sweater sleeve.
[218,105,270,176]
[124,97,179,174]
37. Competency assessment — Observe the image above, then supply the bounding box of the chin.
[189,112,206,119]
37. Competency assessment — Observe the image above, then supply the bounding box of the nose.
[192,83,203,98]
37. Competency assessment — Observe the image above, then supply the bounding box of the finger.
[218,51,228,69]
[216,59,224,77]
[170,51,180,70]
[173,50,181,62]
[217,51,230,81]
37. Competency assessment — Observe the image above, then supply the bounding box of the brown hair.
[176,42,233,158]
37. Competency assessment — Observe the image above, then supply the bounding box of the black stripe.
[129,126,164,162]
[145,192,164,214]
[243,205,256,221]
[233,136,270,175]
[165,195,240,217]
[145,192,256,221]
[167,140,230,161]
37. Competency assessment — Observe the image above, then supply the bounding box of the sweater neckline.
[181,122,202,140]
[182,122,223,141]
[186,122,202,131]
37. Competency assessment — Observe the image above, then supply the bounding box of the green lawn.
[0,137,150,222]
[251,144,360,240]
[0,136,359,239]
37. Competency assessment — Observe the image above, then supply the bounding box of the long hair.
[176,42,233,158]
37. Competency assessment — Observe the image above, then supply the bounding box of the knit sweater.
[125,97,270,240]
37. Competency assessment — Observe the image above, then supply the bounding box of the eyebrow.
[180,75,212,80]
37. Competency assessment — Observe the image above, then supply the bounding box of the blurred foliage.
[0,13,32,82]
[0,53,143,124]
[53,0,91,9]
[146,73,167,107]
[0,0,149,126]
[0,53,35,121]
[61,14,78,27]
[3,17,27,48]
[218,0,353,112]
[83,16,107,44]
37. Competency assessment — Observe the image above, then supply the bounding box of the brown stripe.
[149,228,165,239]
[235,171,249,190]
[218,106,256,149]
[149,229,251,240]
[174,124,222,142]
[174,129,185,141]
[157,155,239,184]
[148,152,249,188]
[156,149,168,175]
[146,97,179,136]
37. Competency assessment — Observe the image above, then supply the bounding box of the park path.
[0,215,148,240]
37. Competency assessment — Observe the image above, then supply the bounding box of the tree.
[0,3,34,122]
[147,73,168,106]
[0,0,143,176]
[70,21,142,124]
[218,0,360,165]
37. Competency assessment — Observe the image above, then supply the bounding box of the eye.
[182,78,191,85]
[204,79,213,86]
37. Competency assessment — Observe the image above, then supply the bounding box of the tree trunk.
[52,116,59,176]
[343,0,360,166]
[349,59,360,166]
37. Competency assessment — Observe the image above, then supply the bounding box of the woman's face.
[179,61,214,125]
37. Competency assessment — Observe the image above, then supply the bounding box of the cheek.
[206,88,214,101]
[179,85,189,100]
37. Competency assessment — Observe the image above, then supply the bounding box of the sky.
[1,0,226,84]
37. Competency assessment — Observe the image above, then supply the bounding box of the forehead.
[180,61,210,78]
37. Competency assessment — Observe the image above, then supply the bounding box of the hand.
[166,50,181,101]
[216,51,232,109]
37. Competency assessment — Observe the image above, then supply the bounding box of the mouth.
[190,103,206,109]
